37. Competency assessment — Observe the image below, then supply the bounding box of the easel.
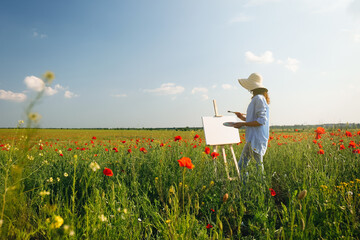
[212,100,241,181]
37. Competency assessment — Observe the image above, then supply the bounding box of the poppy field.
[1,127,360,239]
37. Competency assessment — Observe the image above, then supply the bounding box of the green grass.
[0,128,360,239]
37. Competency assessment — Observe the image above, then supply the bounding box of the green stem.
[182,168,185,211]
[72,157,77,218]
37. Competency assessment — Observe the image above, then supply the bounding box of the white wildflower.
[89,162,100,172]
[99,214,107,222]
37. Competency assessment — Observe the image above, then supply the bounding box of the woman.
[232,73,270,179]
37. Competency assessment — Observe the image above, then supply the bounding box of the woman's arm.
[233,121,261,128]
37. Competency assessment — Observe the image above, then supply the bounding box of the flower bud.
[298,190,307,200]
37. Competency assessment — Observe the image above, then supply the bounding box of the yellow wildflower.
[50,215,64,229]
[28,112,42,123]
[43,71,55,84]
[169,186,175,195]
[39,190,50,197]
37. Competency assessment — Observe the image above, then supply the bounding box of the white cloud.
[0,90,27,102]
[222,84,237,90]
[24,76,45,92]
[229,14,253,23]
[284,58,300,72]
[212,84,217,89]
[24,76,76,98]
[64,90,78,99]
[33,30,47,39]
[191,87,208,94]
[201,94,209,101]
[348,0,360,17]
[303,0,353,14]
[54,84,64,90]
[245,0,281,6]
[143,83,184,95]
[24,76,68,96]
[44,86,58,96]
[245,51,274,63]
[245,50,300,72]
[111,93,127,98]
[44,84,64,96]
[354,33,360,42]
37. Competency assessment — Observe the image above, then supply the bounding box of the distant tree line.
[1,123,359,131]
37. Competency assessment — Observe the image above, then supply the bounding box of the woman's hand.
[234,112,246,121]
[233,122,246,129]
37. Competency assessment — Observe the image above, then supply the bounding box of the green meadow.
[1,127,360,239]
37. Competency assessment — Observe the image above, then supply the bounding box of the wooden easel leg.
[230,145,240,179]
[221,146,231,180]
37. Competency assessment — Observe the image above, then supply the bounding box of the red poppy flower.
[349,141,356,148]
[315,127,325,134]
[59,153,63,157]
[204,147,210,154]
[139,147,147,153]
[103,168,113,176]
[206,224,213,229]
[353,149,360,154]
[340,144,345,150]
[92,136,96,140]
[269,188,276,196]
[211,152,220,159]
[318,149,325,154]
[346,131,352,137]
[67,148,72,151]
[194,134,200,140]
[127,149,132,153]
[177,157,194,169]
[210,208,215,212]
[174,136,182,141]
[315,127,325,139]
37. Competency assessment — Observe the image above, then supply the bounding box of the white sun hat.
[238,73,266,91]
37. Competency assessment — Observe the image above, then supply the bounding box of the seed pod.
[298,190,307,200]
[223,193,229,203]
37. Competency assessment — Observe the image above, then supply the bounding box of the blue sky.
[1,0,360,128]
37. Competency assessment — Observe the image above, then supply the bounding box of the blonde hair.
[252,88,270,104]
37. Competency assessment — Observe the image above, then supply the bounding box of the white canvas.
[202,116,241,146]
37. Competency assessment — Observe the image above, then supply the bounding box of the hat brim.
[238,78,265,91]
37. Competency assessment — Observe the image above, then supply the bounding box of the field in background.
[1,128,360,239]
